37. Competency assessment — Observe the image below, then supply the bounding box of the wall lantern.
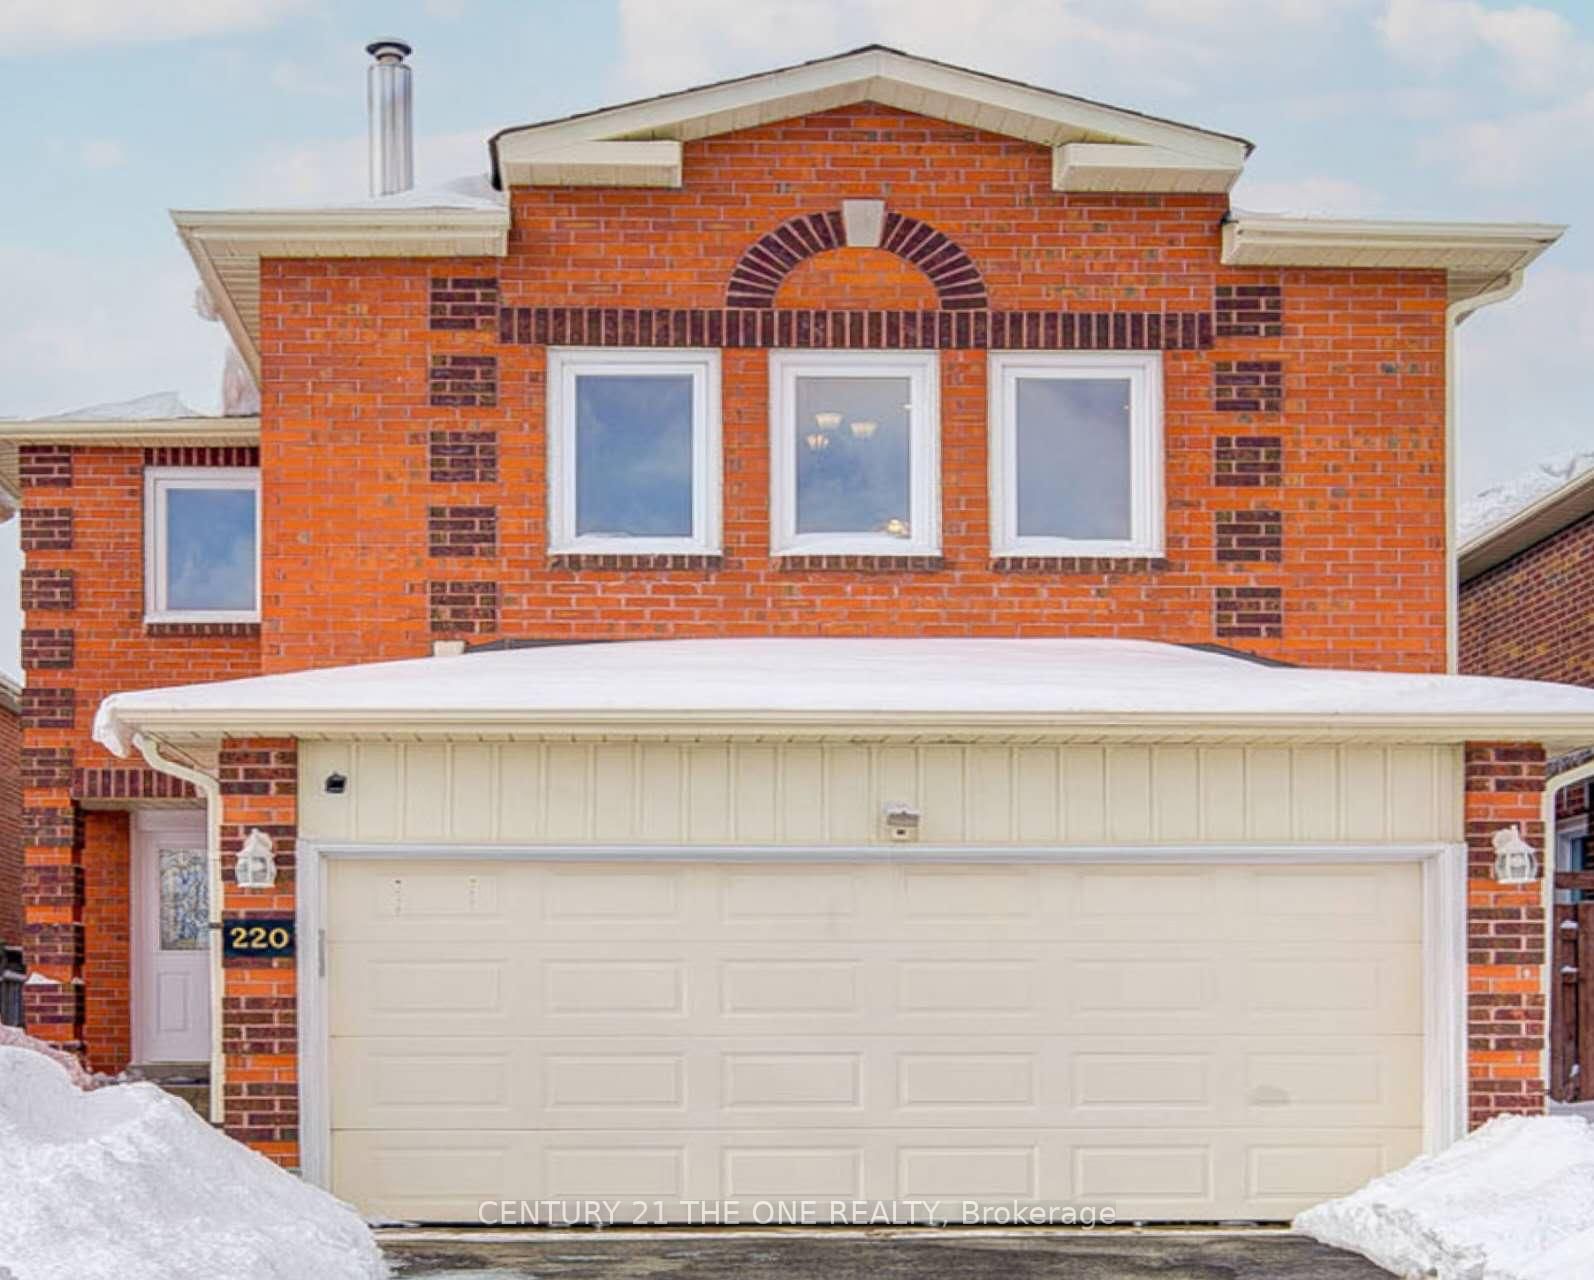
[1492,826,1540,885]
[235,828,278,890]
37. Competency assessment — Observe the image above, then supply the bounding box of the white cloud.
[79,139,127,169]
[1426,87,1594,187]
[1377,0,1592,92]
[1231,175,1382,216]
[0,0,313,54]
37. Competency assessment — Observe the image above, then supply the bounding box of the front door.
[133,811,211,1064]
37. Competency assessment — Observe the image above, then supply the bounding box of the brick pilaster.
[218,737,299,1169]
[1465,741,1548,1127]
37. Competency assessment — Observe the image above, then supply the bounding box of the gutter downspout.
[135,733,225,1127]
[1445,268,1526,673]
[1543,759,1594,1104]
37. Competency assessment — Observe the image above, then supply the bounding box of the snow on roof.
[1460,448,1594,544]
[306,173,506,212]
[94,637,1594,754]
[36,390,200,422]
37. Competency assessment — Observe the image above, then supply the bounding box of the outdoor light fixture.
[1492,825,1540,885]
[883,804,921,842]
[234,829,278,889]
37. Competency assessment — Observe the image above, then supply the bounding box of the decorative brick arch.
[726,208,989,310]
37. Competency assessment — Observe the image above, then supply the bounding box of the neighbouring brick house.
[1460,459,1594,1099]
[4,44,1593,1223]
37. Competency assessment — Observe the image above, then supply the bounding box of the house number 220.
[221,916,296,959]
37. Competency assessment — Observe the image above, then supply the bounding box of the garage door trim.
[294,839,1466,1197]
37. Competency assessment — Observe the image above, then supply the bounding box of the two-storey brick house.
[6,44,1594,1224]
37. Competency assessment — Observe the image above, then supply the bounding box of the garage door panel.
[327,857,1427,1222]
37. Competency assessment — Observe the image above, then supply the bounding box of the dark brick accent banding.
[145,622,261,638]
[428,581,500,635]
[22,806,75,847]
[1215,284,1283,338]
[498,306,1213,351]
[26,920,85,968]
[776,555,946,573]
[1214,360,1284,413]
[21,628,74,670]
[220,993,298,1058]
[429,506,497,557]
[23,980,84,1026]
[19,445,72,488]
[1214,585,1284,639]
[1214,435,1283,487]
[73,767,197,802]
[428,430,499,484]
[990,557,1172,574]
[22,745,73,790]
[429,276,500,331]
[429,355,498,408]
[20,686,74,730]
[1215,510,1284,564]
[143,447,261,468]
[23,864,84,910]
[19,507,72,552]
[549,554,723,572]
[20,567,75,611]
[218,744,297,797]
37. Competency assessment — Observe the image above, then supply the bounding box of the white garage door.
[326,858,1425,1223]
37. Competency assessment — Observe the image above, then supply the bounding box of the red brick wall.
[0,693,20,946]
[1466,742,1549,1125]
[18,445,258,1066]
[1460,506,1594,688]
[259,105,1450,676]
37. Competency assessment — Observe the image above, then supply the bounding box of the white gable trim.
[492,47,1252,185]
[1053,142,1242,194]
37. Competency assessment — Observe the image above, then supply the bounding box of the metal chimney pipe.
[366,38,414,197]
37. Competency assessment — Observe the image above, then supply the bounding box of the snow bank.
[0,1024,111,1090]
[0,1048,387,1280]
[1295,1114,1594,1279]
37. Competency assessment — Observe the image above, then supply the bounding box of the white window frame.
[987,351,1164,559]
[143,466,261,623]
[769,350,941,557]
[546,348,722,556]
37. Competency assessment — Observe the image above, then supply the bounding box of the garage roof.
[95,637,1594,752]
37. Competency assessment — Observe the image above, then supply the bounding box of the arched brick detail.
[726,209,989,310]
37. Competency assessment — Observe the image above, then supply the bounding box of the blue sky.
[2,0,1591,679]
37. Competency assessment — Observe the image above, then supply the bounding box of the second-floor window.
[143,467,261,622]
[547,348,722,556]
[770,351,940,557]
[988,352,1164,559]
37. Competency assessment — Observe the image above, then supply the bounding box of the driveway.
[382,1229,1390,1278]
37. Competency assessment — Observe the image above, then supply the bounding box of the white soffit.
[171,208,511,379]
[1053,143,1242,193]
[498,140,683,188]
[1223,215,1565,303]
[489,45,1253,186]
[0,417,262,500]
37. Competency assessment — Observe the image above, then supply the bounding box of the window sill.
[549,553,723,571]
[777,554,945,573]
[145,620,262,637]
[990,556,1171,574]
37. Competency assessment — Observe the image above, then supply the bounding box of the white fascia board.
[0,417,260,445]
[1053,143,1242,193]
[1223,215,1565,271]
[108,708,1594,753]
[500,139,683,188]
[496,48,1250,167]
